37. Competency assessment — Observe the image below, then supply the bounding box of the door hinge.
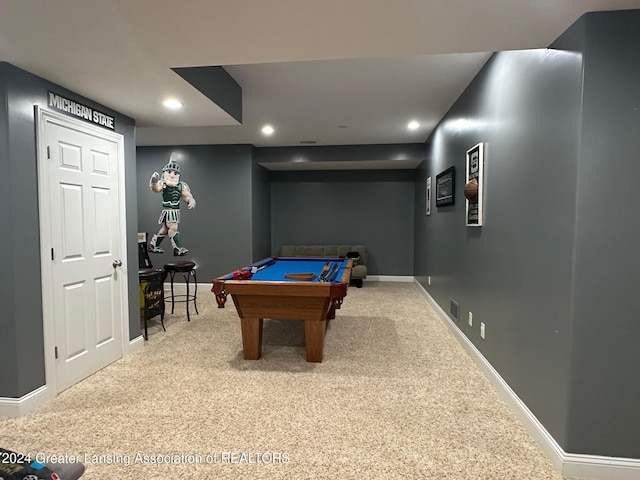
[54,346,58,359]
[47,146,51,159]
[51,248,54,261]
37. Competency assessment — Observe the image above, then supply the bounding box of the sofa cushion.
[351,264,367,280]
[280,245,297,257]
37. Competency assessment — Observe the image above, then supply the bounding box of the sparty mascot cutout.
[148,156,196,256]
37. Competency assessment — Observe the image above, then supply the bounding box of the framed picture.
[465,143,484,226]
[426,177,432,215]
[435,166,455,207]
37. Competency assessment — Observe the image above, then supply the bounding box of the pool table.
[211,257,353,362]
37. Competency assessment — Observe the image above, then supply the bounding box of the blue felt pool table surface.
[227,257,350,282]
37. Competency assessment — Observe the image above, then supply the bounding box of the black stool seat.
[164,261,196,272]
[138,267,165,340]
[139,267,163,279]
[163,261,198,321]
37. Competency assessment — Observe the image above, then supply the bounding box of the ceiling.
[2,1,640,158]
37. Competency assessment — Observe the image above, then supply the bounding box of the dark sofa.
[280,245,368,287]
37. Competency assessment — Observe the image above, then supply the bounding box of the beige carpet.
[1,282,571,479]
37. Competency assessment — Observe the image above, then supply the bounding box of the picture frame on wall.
[426,177,432,215]
[464,142,484,226]
[435,166,455,207]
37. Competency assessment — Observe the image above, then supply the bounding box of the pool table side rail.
[215,257,349,281]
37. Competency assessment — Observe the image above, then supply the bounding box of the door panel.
[62,281,88,360]
[95,275,115,344]
[44,119,125,393]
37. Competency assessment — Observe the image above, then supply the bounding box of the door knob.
[112,259,123,268]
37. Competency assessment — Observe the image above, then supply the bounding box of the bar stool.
[163,261,198,321]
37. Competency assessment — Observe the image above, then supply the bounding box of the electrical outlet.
[427,275,431,285]
[468,312,473,327]
[480,322,485,339]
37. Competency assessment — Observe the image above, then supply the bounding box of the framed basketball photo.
[435,166,455,207]
[426,176,432,215]
[464,143,484,226]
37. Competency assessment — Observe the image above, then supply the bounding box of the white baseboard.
[366,275,414,282]
[129,334,145,354]
[414,279,640,480]
[163,282,208,294]
[0,385,50,418]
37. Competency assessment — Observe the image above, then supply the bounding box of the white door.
[37,108,128,394]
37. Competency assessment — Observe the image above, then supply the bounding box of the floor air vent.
[450,299,460,321]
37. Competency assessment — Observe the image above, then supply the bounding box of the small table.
[212,257,353,362]
[139,268,165,340]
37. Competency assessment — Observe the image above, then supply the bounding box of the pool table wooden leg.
[241,317,263,360]
[304,319,326,362]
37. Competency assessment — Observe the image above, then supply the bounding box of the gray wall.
[137,145,416,278]
[0,62,138,398]
[415,9,640,459]
[254,143,425,169]
[251,151,272,261]
[559,10,640,458]
[0,65,15,396]
[415,48,582,449]
[271,169,415,275]
[136,145,257,281]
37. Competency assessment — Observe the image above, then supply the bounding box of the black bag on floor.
[0,448,57,480]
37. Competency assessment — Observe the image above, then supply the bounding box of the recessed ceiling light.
[261,125,274,136]
[408,120,420,130]
[163,98,183,110]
